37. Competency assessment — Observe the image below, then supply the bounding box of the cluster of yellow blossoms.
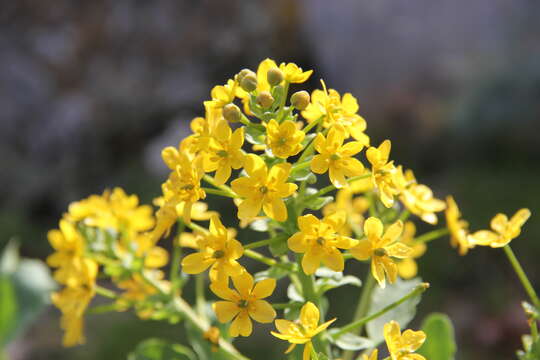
[48,59,533,360]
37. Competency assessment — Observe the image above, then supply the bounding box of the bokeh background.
[1,1,540,359]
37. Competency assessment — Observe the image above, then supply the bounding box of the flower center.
[330,154,341,161]
[374,248,387,257]
[238,299,249,308]
[278,137,287,145]
[316,237,326,246]
[217,150,228,158]
[259,186,269,194]
[182,184,194,190]
[213,250,225,259]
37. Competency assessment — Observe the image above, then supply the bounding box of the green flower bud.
[267,68,284,87]
[240,73,258,92]
[256,91,274,109]
[290,90,310,110]
[223,103,242,123]
[236,68,252,83]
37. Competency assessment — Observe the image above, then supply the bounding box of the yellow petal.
[323,210,347,232]
[249,299,276,323]
[311,154,329,174]
[288,232,308,253]
[237,197,263,221]
[181,253,213,274]
[213,301,240,323]
[298,214,319,233]
[380,220,403,247]
[232,272,254,298]
[300,302,320,329]
[210,282,238,301]
[386,242,412,259]
[401,329,427,352]
[322,248,344,272]
[301,251,322,275]
[510,208,531,230]
[398,258,418,279]
[303,342,312,360]
[490,213,508,234]
[350,239,373,260]
[252,278,276,299]
[229,312,252,337]
[371,258,386,288]
[244,154,267,179]
[263,198,288,222]
[364,217,383,239]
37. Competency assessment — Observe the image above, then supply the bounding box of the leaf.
[268,235,289,257]
[314,268,361,296]
[366,278,423,345]
[327,329,374,351]
[304,196,334,211]
[254,265,289,281]
[0,276,17,347]
[289,167,313,182]
[0,240,19,275]
[128,338,197,360]
[417,313,456,360]
[244,125,266,145]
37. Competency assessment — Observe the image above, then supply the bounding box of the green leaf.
[269,235,289,257]
[289,166,313,182]
[0,277,17,347]
[254,265,289,281]
[128,338,197,360]
[417,313,456,360]
[366,278,423,344]
[327,329,374,351]
[244,125,266,145]
[304,196,334,211]
[314,268,361,296]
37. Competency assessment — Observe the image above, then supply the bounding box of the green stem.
[503,245,540,307]
[310,344,320,360]
[202,188,237,198]
[276,81,290,122]
[290,160,311,174]
[302,115,323,134]
[398,210,411,222]
[95,285,118,299]
[173,297,249,360]
[195,274,207,321]
[304,173,371,202]
[332,283,430,340]
[414,228,449,243]
[244,249,295,271]
[86,302,120,314]
[202,175,237,197]
[244,237,282,250]
[341,273,376,360]
[170,220,185,294]
[272,302,303,310]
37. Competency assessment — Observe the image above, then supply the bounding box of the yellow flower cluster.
[47,59,533,360]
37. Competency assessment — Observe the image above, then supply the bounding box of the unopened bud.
[240,73,258,92]
[267,68,284,87]
[290,90,310,110]
[223,103,242,123]
[256,91,274,109]
[236,68,252,83]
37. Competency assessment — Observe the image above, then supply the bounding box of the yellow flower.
[322,188,370,237]
[180,103,223,156]
[469,208,531,248]
[209,79,245,109]
[350,217,412,288]
[396,222,426,279]
[311,125,365,188]
[384,320,426,360]
[231,154,297,222]
[288,212,358,274]
[181,215,244,283]
[202,119,245,185]
[445,196,472,255]
[301,82,369,144]
[362,349,379,360]
[366,140,400,208]
[211,272,276,337]
[400,170,446,225]
[271,302,336,360]
[47,220,98,287]
[266,119,305,159]
[278,62,313,83]
[51,285,95,347]
[160,153,206,224]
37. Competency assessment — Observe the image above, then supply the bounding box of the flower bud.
[290,90,310,110]
[236,68,252,83]
[223,103,242,123]
[240,73,258,92]
[267,68,284,87]
[256,91,274,109]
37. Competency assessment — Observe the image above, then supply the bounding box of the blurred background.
[1,0,539,359]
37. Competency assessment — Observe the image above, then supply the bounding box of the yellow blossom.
[384,320,426,360]
[208,79,245,109]
[278,62,313,83]
[311,125,365,188]
[469,208,531,248]
[366,140,401,208]
[350,217,412,288]
[203,326,221,352]
[202,119,245,185]
[271,301,336,360]
[266,119,305,159]
[288,212,358,274]
[396,222,426,279]
[400,170,446,225]
[51,284,95,347]
[47,220,98,287]
[181,215,244,283]
[445,196,472,255]
[231,154,297,222]
[301,82,369,144]
[211,272,276,337]
[180,103,223,156]
[322,188,370,237]
[160,153,205,224]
